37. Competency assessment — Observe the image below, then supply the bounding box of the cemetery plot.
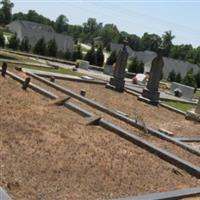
[0,74,199,200]
[56,80,200,137]
[20,73,199,167]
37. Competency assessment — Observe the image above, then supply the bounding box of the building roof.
[16,20,54,33]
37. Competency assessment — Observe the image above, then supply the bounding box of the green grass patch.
[163,101,196,112]
[1,62,83,77]
[194,90,200,98]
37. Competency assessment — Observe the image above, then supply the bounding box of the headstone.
[106,41,128,92]
[76,60,89,70]
[1,62,7,77]
[170,82,194,100]
[138,48,164,105]
[50,76,55,82]
[80,90,86,96]
[185,98,200,122]
[22,77,31,90]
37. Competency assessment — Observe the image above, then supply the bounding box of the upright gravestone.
[106,42,128,92]
[186,98,200,122]
[195,98,200,114]
[138,48,164,105]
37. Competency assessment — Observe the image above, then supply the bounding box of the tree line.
[1,0,200,65]
[0,31,105,66]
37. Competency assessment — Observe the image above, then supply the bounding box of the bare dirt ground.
[0,75,200,200]
[57,80,200,137]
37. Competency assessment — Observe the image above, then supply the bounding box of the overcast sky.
[12,0,200,47]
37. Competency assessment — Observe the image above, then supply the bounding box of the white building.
[131,50,199,79]
[7,20,74,52]
[110,42,199,79]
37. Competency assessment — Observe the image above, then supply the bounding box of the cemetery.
[0,46,200,200]
[0,1,200,199]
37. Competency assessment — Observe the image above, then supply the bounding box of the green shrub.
[33,37,46,55]
[128,57,144,73]
[106,50,117,65]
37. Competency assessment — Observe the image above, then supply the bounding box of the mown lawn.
[163,101,196,112]
[0,62,83,77]
[194,90,200,98]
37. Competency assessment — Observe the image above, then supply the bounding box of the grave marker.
[106,41,128,92]
[185,98,200,122]
[138,48,164,105]
[1,62,7,77]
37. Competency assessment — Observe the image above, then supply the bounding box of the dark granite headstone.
[1,62,7,77]
[106,42,128,92]
[139,48,164,105]
[22,77,31,90]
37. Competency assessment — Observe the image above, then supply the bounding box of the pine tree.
[182,69,197,88]
[72,44,83,61]
[64,50,72,60]
[0,32,5,47]
[20,37,31,52]
[84,45,96,65]
[106,50,117,65]
[175,73,182,83]
[167,70,176,82]
[46,39,57,57]
[195,70,200,88]
[8,33,19,50]
[128,57,144,73]
[33,37,46,55]
[96,45,104,67]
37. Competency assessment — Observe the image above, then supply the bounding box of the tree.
[167,70,176,82]
[0,32,5,47]
[72,44,83,61]
[20,37,31,52]
[13,10,54,26]
[182,69,197,88]
[81,18,102,43]
[128,57,144,73]
[84,45,96,65]
[64,50,72,60]
[96,45,104,67]
[46,39,57,57]
[127,34,141,51]
[195,70,200,88]
[100,24,119,47]
[55,15,68,33]
[175,73,182,83]
[106,50,117,65]
[33,37,46,55]
[161,31,175,56]
[141,33,161,52]
[8,33,19,50]
[0,0,14,24]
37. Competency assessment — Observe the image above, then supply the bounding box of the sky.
[12,0,200,47]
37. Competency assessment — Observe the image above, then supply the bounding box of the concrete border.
[25,72,200,156]
[0,187,12,200]
[175,137,200,142]
[111,187,200,200]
